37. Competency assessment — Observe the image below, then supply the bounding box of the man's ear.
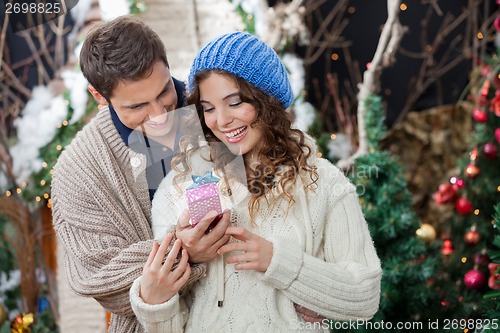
[88,85,109,106]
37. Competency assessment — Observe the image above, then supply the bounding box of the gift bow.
[187,171,220,190]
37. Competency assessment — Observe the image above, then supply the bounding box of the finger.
[224,226,251,241]
[226,252,258,265]
[217,241,247,255]
[144,241,159,269]
[153,233,174,267]
[233,261,257,271]
[193,210,221,232]
[302,315,324,323]
[170,248,189,281]
[202,211,231,242]
[173,262,191,290]
[177,210,191,228]
[162,239,183,272]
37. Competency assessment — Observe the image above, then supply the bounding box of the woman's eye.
[230,101,242,107]
[203,107,214,113]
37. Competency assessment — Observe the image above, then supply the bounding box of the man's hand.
[294,304,326,323]
[176,209,231,263]
[140,233,191,304]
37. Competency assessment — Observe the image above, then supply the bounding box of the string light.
[56,145,62,151]
[50,169,55,175]
[41,162,48,168]
[57,124,62,129]
[35,196,41,202]
[477,32,484,40]
[347,6,356,14]
[331,53,339,61]
[136,2,144,9]
[62,120,68,126]
[43,193,49,199]
[330,134,337,140]
[40,180,46,186]
[497,185,500,192]
[16,188,22,194]
[400,3,407,11]
[474,209,480,215]
[21,181,27,187]
[317,152,323,158]
[5,191,11,197]
[461,257,467,264]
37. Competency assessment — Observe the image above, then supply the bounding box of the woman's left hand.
[217,226,273,272]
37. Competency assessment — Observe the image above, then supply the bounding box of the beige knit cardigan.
[52,107,160,333]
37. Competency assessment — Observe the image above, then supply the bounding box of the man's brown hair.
[80,16,169,99]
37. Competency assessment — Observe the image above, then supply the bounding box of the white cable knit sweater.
[130,145,382,333]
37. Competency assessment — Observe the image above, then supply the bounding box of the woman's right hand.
[140,233,191,304]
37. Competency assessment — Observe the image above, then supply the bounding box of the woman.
[130,31,382,332]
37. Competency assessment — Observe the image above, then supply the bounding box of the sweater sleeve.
[260,189,382,321]
[52,154,156,317]
[130,277,187,333]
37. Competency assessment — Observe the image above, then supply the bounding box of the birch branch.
[337,0,407,170]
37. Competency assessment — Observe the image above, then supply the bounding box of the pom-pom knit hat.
[188,31,294,109]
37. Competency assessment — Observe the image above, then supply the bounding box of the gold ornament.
[0,305,7,326]
[10,313,34,333]
[416,223,437,243]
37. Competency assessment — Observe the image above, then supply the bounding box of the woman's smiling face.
[199,73,262,157]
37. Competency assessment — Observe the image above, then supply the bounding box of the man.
[51,16,231,333]
[52,15,323,333]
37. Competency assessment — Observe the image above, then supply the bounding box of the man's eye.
[131,105,143,110]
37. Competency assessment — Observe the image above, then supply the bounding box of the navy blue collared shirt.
[110,77,187,200]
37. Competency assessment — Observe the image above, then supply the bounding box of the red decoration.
[495,128,500,144]
[464,269,486,289]
[442,239,454,255]
[472,253,491,266]
[473,109,488,123]
[450,176,465,188]
[433,183,458,205]
[455,197,473,215]
[483,142,498,159]
[465,163,480,178]
[488,263,500,290]
[464,229,481,246]
[481,79,491,96]
[490,90,500,116]
[493,15,500,31]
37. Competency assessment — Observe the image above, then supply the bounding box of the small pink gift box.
[186,172,222,227]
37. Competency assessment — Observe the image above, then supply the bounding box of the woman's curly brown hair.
[184,69,318,217]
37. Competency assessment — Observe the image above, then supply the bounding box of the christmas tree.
[431,51,500,325]
[329,95,441,332]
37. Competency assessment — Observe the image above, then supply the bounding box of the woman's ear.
[88,85,108,106]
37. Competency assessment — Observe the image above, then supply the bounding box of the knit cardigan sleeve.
[51,133,155,317]
[130,276,187,333]
[260,164,382,321]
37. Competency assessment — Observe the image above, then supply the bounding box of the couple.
[51,16,381,333]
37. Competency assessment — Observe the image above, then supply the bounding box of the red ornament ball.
[464,230,481,246]
[472,253,491,266]
[483,142,497,159]
[464,269,486,289]
[495,128,500,144]
[455,197,473,215]
[496,15,500,32]
[472,109,488,123]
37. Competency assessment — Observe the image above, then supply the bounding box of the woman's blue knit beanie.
[188,31,294,109]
